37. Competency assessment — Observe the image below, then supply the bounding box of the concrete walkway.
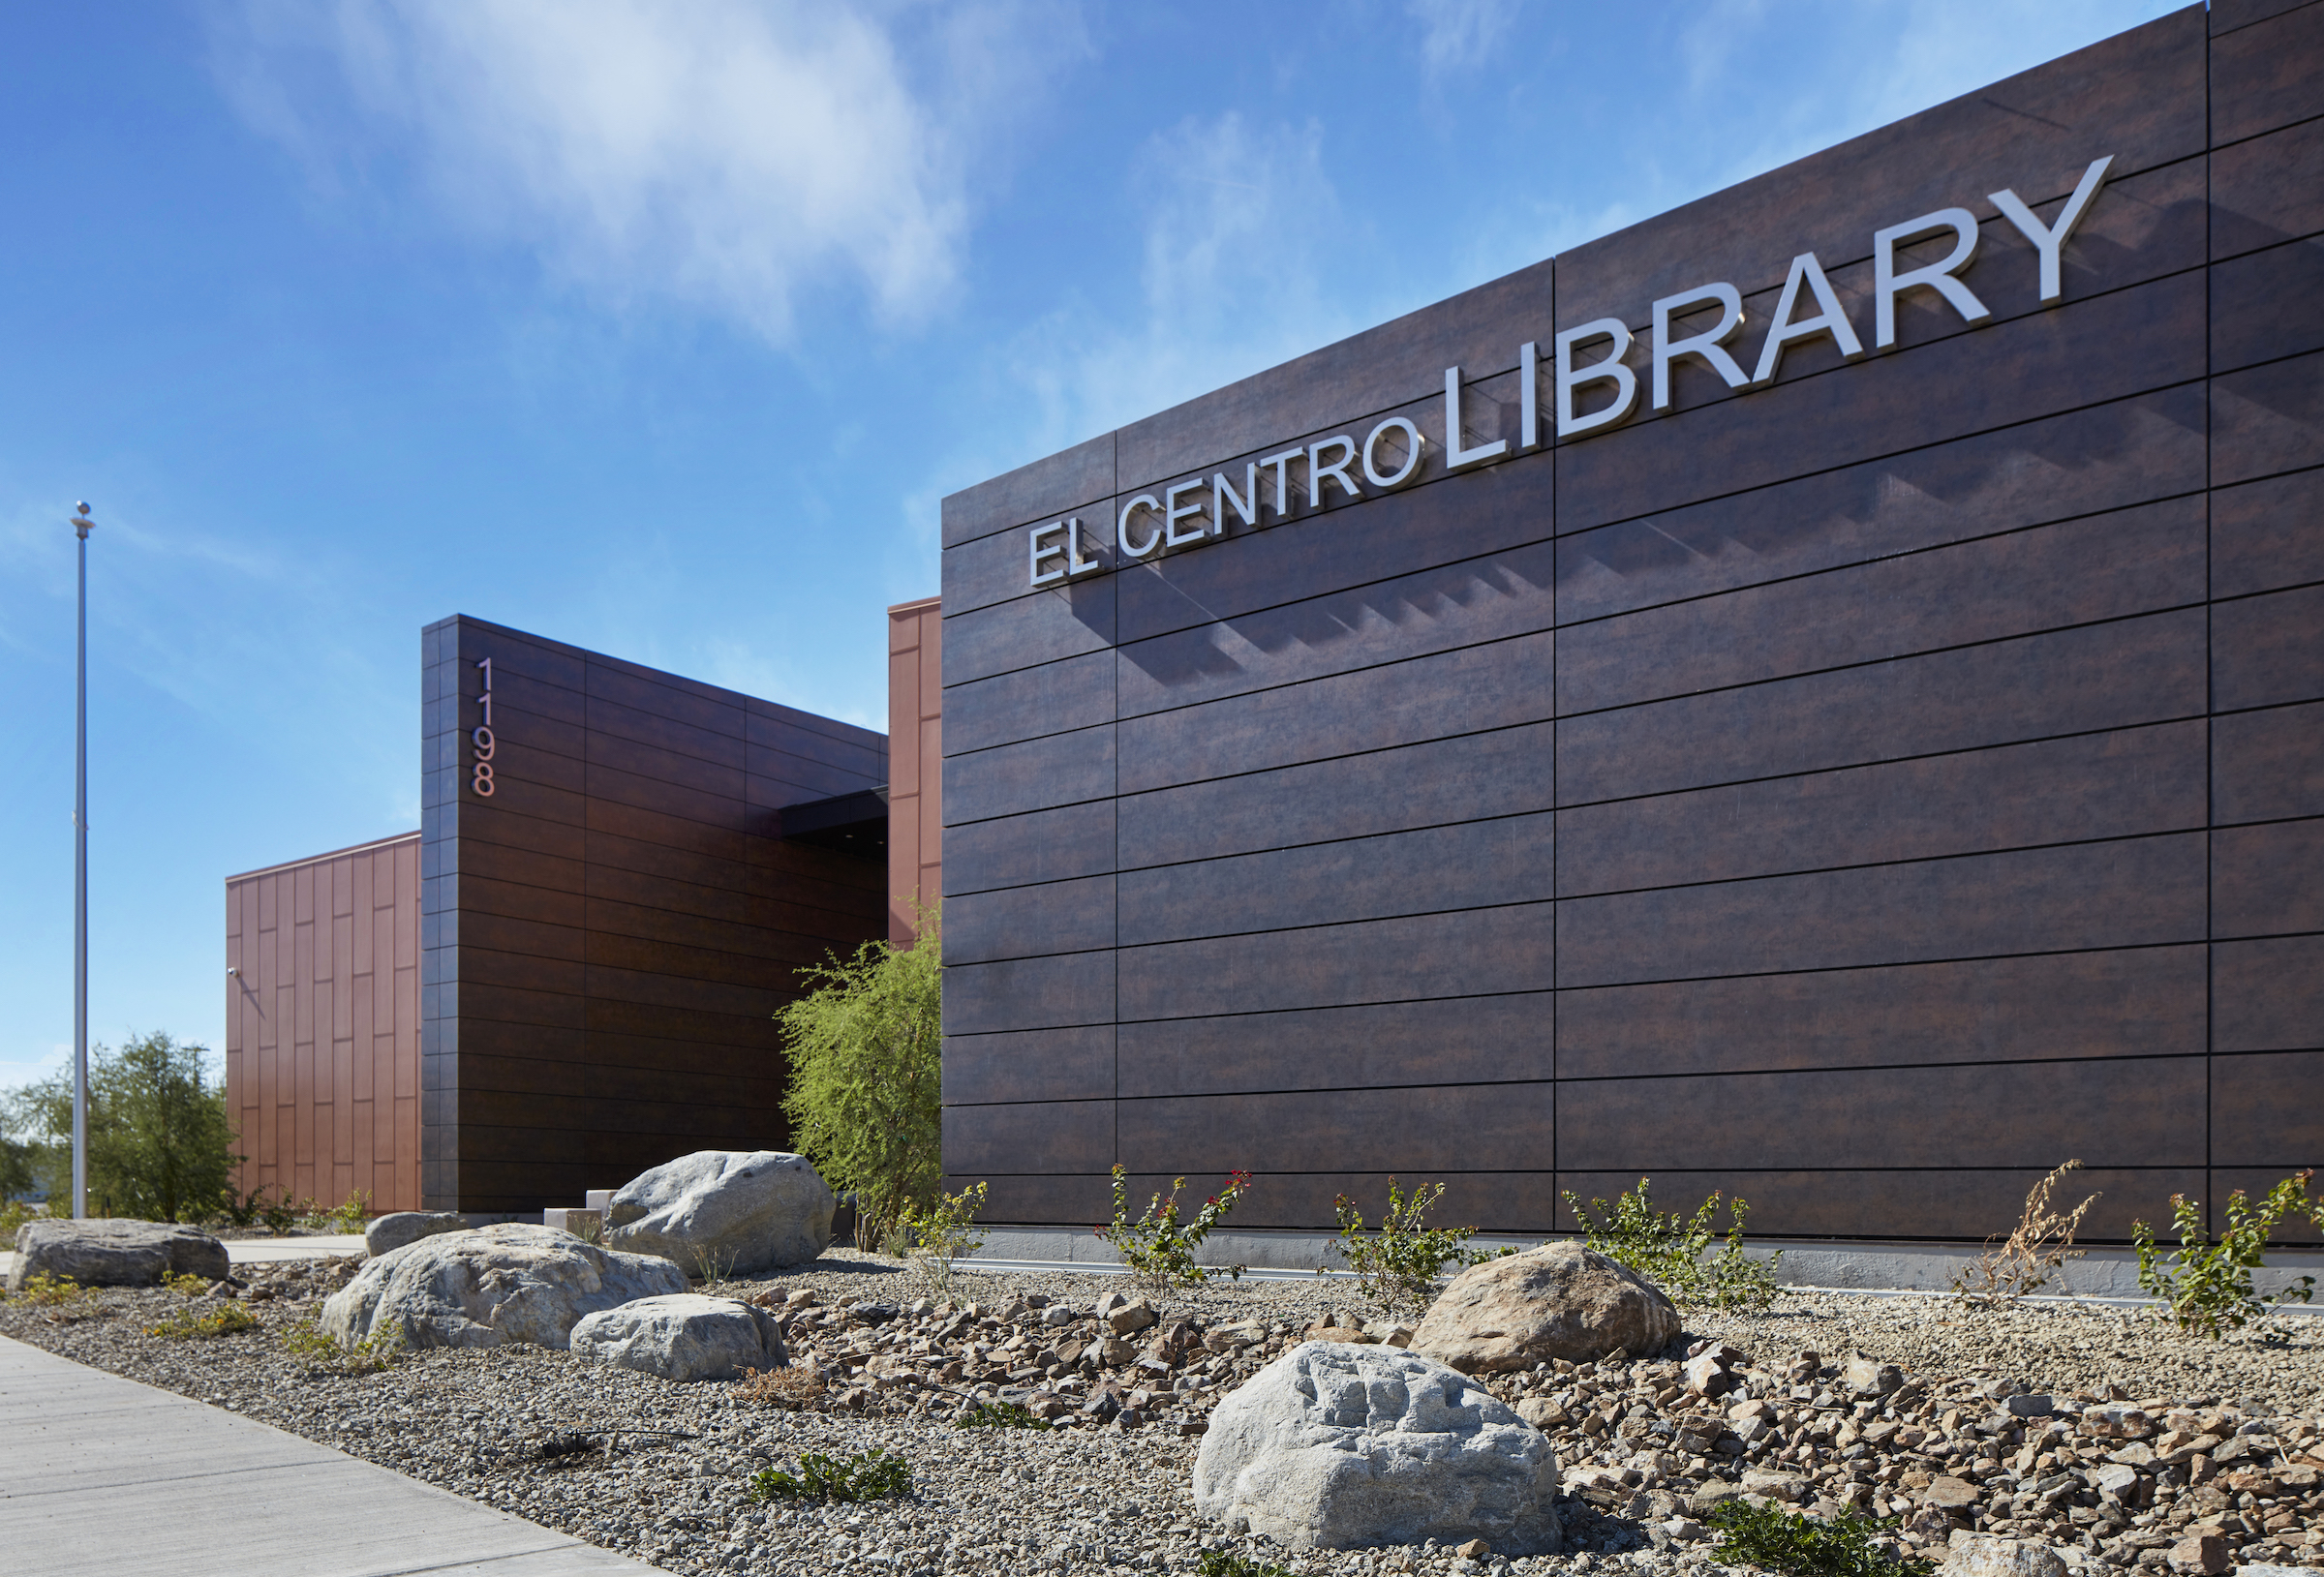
[0,1335,659,1575]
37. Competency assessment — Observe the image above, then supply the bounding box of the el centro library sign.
[1028,155,2115,590]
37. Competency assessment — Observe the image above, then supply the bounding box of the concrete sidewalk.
[0,1335,659,1575]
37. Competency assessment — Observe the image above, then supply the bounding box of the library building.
[228,4,2320,1263]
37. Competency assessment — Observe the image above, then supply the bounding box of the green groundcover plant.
[1564,1176,1782,1314]
[750,1449,911,1502]
[2133,1170,2320,1338]
[777,906,943,1256]
[1708,1499,1933,1577]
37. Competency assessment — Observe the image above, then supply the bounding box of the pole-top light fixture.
[72,501,93,539]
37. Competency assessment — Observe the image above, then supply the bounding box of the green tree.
[777,909,942,1255]
[8,1032,242,1222]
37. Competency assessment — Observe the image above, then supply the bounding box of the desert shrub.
[777,906,942,1255]
[299,1189,372,1232]
[260,1192,302,1235]
[6,1032,243,1222]
[281,1318,402,1372]
[1095,1165,1252,1295]
[1198,1552,1296,1577]
[145,1302,259,1340]
[2133,1171,2319,1338]
[749,1448,910,1502]
[1564,1177,1782,1314]
[0,1134,34,1206]
[735,1362,827,1410]
[1329,1177,1508,1321]
[7,1272,97,1313]
[0,1198,39,1242]
[956,1400,1051,1430]
[898,1180,987,1297]
[1953,1160,2100,1307]
[163,1270,211,1297]
[1709,1501,1931,1577]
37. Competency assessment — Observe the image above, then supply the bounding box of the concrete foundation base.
[963,1224,2324,1306]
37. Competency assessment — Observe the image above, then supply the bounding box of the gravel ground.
[4,1250,2321,1577]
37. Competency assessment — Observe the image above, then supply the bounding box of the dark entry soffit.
[779,787,889,858]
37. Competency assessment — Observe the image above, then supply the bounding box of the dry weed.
[735,1361,827,1410]
[1952,1159,2100,1307]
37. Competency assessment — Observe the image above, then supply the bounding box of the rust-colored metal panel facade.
[937,5,2324,1242]
[225,833,422,1213]
[420,616,887,1213]
[887,596,943,945]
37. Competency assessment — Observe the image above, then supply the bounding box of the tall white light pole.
[72,501,93,1220]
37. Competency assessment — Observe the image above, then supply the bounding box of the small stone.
[1455,1538,1490,1559]
[2165,1533,2228,1576]
[1923,1476,1982,1510]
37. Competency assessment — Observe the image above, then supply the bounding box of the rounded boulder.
[8,1218,229,1291]
[321,1222,688,1350]
[604,1150,834,1277]
[569,1293,787,1382]
[1193,1340,1562,1554]
[1411,1241,1680,1372]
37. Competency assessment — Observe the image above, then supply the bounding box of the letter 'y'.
[1989,156,2114,305]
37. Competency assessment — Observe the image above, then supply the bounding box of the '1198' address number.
[472,656,497,797]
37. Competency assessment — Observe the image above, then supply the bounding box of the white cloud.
[209,0,1084,345]
[1406,0,1521,78]
[996,112,1366,459]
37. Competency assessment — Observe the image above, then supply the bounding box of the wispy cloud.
[996,112,1364,460]
[1407,0,1522,78]
[208,0,1085,346]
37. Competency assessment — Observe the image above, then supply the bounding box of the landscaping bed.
[4,1250,2320,1577]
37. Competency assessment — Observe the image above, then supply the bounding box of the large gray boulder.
[320,1223,688,1350]
[1411,1241,1681,1373]
[364,1211,473,1258]
[605,1151,834,1277]
[569,1293,787,1381]
[1193,1341,1563,1554]
[8,1218,229,1292]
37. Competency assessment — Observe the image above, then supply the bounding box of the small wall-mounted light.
[227,967,238,976]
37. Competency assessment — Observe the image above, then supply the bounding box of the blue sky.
[0,0,2179,1090]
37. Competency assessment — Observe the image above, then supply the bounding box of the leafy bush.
[1329,1177,1505,1320]
[898,1179,987,1297]
[2133,1171,2319,1338]
[6,1032,243,1222]
[144,1302,259,1340]
[1198,1551,1295,1577]
[260,1192,301,1236]
[280,1318,402,1373]
[749,1448,911,1502]
[307,1189,371,1232]
[163,1270,211,1297]
[1095,1165,1252,1295]
[0,1198,40,1243]
[1708,1499,1932,1577]
[1564,1177,1782,1314]
[956,1399,1051,1430]
[777,907,942,1255]
[1953,1160,2099,1308]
